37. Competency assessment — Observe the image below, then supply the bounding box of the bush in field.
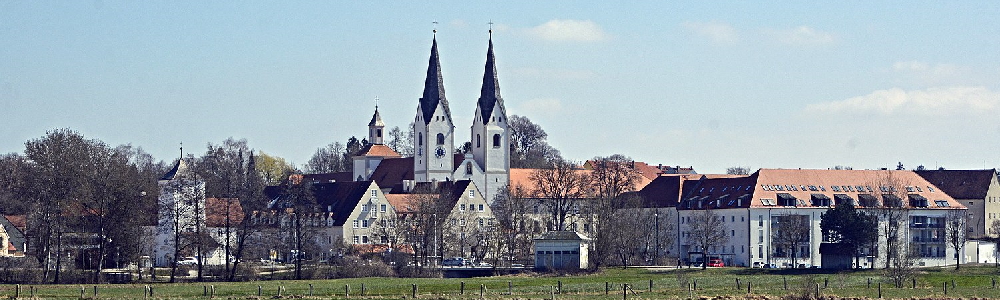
[0,257,42,283]
[333,256,395,278]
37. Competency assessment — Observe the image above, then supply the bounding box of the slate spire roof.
[368,106,384,127]
[419,35,451,125]
[477,35,505,124]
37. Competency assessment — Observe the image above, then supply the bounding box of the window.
[476,134,481,148]
[361,204,368,212]
[436,133,445,145]
[380,204,387,212]
[479,219,484,227]
[353,236,359,243]
[758,215,764,226]
[492,134,501,148]
[460,204,466,211]
[460,219,466,226]
[758,230,764,243]
[469,190,475,197]
[352,220,359,228]
[418,133,423,146]
[376,129,382,138]
[362,236,369,244]
[371,190,377,197]
[731,230,735,236]
[466,163,472,175]
[362,220,369,228]
[479,204,484,211]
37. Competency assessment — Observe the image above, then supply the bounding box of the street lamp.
[655,209,660,265]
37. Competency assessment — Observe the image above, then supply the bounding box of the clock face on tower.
[435,146,446,159]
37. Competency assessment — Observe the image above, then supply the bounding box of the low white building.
[534,231,589,270]
[675,169,967,268]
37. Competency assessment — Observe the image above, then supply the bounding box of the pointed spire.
[419,34,451,125]
[368,104,385,144]
[477,34,504,124]
[368,101,384,127]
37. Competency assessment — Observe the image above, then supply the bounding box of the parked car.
[707,258,724,267]
[442,257,467,266]
[177,257,198,265]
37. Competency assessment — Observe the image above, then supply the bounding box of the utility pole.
[655,209,660,265]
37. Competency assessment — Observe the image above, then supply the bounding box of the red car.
[707,258,724,267]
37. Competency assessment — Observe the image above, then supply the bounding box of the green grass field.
[4,266,1000,299]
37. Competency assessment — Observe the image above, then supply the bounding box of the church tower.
[414,34,455,183]
[470,33,510,200]
[368,105,385,145]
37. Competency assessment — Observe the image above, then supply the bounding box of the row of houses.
[633,168,1000,268]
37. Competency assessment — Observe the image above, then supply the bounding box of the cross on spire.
[374,96,379,110]
[432,21,438,34]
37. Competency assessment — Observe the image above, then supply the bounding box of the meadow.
[3,266,1000,299]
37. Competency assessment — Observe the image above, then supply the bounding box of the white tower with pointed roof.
[368,104,385,145]
[469,33,510,201]
[414,34,456,184]
[154,158,206,267]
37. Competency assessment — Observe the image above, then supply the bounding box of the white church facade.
[352,33,511,203]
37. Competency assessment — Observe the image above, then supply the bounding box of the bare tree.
[488,184,533,268]
[945,209,968,270]
[275,172,317,279]
[158,169,204,283]
[587,155,641,268]
[771,214,810,268]
[602,196,648,268]
[508,115,562,168]
[868,171,910,269]
[399,189,447,273]
[726,166,752,175]
[387,125,414,157]
[305,142,347,173]
[884,244,919,288]
[530,159,590,231]
[686,209,729,269]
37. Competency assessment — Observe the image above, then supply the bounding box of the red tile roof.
[205,198,244,227]
[355,144,402,158]
[679,169,963,210]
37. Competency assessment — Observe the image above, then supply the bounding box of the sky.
[2,1,999,173]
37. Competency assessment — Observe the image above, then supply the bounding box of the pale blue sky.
[2,1,999,173]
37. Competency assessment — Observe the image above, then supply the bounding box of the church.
[350,32,511,202]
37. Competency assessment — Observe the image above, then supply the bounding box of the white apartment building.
[675,169,966,268]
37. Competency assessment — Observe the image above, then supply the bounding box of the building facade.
[675,169,967,268]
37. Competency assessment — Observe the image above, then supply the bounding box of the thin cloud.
[804,86,1000,116]
[518,97,564,116]
[766,26,835,45]
[524,19,609,42]
[893,61,965,79]
[681,21,738,43]
[510,67,596,80]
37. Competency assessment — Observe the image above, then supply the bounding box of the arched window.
[418,133,423,146]
[476,134,481,148]
[376,129,382,138]
[465,163,473,175]
[492,134,501,148]
[436,133,445,145]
